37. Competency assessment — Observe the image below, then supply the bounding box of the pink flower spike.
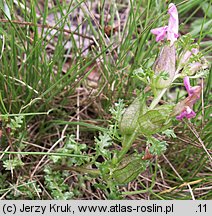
[167,3,179,46]
[151,3,179,45]
[151,26,168,42]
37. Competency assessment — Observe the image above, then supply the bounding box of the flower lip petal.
[176,107,196,120]
[151,26,167,42]
[185,106,196,118]
[151,26,166,34]
[176,110,187,120]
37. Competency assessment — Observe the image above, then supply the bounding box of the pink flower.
[167,3,179,45]
[175,76,201,120]
[180,48,199,65]
[176,106,196,120]
[183,76,200,97]
[151,3,179,46]
[188,62,202,74]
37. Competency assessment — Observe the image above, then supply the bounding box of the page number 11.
[196,204,207,213]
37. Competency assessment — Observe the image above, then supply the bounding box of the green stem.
[53,165,100,176]
[118,130,138,162]
[149,88,167,109]
[117,86,170,164]
[150,72,183,110]
[0,181,37,193]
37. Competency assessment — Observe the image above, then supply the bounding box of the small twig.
[53,165,100,176]
[61,91,83,142]
[3,75,38,94]
[201,79,204,127]
[184,120,212,165]
[61,117,74,140]
[11,138,49,151]
[0,188,12,200]
[76,88,80,141]
[159,178,205,195]
[36,178,52,200]
[162,154,195,200]
[0,19,94,41]
[176,136,212,154]
[0,146,10,160]
[0,34,5,59]
[30,137,66,179]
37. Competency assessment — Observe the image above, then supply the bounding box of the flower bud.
[180,48,199,65]
[153,45,176,89]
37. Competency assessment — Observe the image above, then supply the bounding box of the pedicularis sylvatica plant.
[51,3,208,191]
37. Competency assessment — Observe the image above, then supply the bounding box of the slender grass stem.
[0,151,89,158]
